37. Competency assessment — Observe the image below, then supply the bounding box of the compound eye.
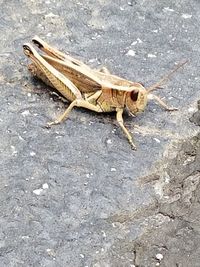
[130,90,139,101]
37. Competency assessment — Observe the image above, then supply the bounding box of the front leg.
[116,108,136,150]
[148,94,178,111]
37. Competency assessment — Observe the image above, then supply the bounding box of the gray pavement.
[0,0,200,266]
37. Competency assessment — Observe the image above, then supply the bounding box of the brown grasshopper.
[23,36,187,149]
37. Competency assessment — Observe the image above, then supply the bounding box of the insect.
[23,36,187,149]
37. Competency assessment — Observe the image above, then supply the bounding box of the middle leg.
[47,99,103,126]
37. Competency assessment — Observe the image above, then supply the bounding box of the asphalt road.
[0,0,200,266]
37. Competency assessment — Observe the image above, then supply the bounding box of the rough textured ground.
[0,0,200,266]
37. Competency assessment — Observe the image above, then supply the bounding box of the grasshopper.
[23,36,187,149]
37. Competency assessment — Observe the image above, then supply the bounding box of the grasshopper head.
[126,85,148,115]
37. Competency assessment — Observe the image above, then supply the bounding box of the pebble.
[126,50,136,57]
[131,38,142,46]
[21,110,30,117]
[188,107,196,113]
[163,7,174,12]
[45,12,59,18]
[42,183,49,189]
[153,138,161,143]
[33,188,43,195]
[147,53,157,58]
[182,13,192,19]
[11,145,17,155]
[33,183,49,195]
[156,253,163,260]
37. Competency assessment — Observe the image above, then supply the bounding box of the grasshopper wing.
[41,55,103,93]
[32,36,140,91]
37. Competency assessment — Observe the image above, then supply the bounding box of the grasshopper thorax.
[125,84,148,115]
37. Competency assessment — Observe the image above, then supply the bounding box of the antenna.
[147,60,188,93]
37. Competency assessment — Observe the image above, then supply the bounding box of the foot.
[45,120,60,128]
[166,107,178,111]
[130,140,137,150]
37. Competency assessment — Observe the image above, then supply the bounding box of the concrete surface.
[0,0,199,266]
